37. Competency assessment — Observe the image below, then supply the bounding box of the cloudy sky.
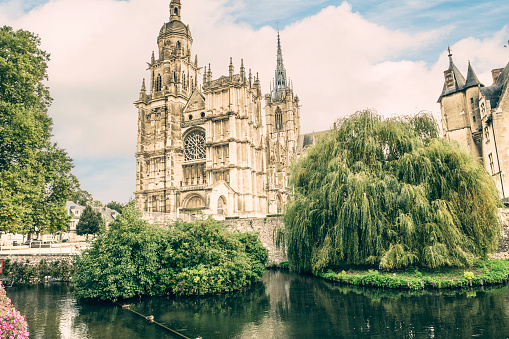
[1,0,508,203]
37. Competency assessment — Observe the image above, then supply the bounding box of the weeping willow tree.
[284,110,501,272]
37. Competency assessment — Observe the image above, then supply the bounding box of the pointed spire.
[465,60,482,88]
[229,57,234,79]
[170,0,182,21]
[141,78,146,92]
[272,30,288,100]
[439,46,466,101]
[207,63,212,83]
[249,69,252,87]
[240,59,245,81]
[203,65,207,85]
[194,54,198,67]
[151,51,155,64]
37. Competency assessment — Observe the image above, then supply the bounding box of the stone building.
[134,0,301,221]
[438,47,509,202]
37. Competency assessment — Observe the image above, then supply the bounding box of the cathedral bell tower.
[134,0,200,220]
[264,31,301,214]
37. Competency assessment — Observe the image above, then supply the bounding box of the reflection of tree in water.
[128,280,270,338]
[278,278,509,338]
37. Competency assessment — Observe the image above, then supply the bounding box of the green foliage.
[73,203,267,300]
[284,110,502,272]
[0,26,77,234]
[106,201,125,214]
[76,206,102,235]
[317,259,509,290]
[0,258,74,286]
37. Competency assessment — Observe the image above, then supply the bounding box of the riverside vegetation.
[73,202,268,300]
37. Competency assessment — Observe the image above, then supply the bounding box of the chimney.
[492,68,503,85]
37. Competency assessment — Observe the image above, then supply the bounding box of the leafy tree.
[284,110,501,272]
[74,202,267,300]
[0,26,77,235]
[70,188,93,207]
[106,201,124,214]
[76,206,101,236]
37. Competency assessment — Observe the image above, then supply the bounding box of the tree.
[284,110,502,272]
[0,26,77,235]
[106,201,124,214]
[76,206,101,236]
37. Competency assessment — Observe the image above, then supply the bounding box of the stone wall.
[221,216,287,265]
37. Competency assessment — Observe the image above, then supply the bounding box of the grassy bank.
[316,259,509,290]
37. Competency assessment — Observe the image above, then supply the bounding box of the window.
[484,126,490,143]
[489,153,495,174]
[184,130,206,161]
[155,74,162,92]
[275,107,283,130]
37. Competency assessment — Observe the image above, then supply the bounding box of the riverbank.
[316,259,509,290]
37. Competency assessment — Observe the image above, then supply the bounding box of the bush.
[1,258,74,286]
[73,202,268,300]
[0,283,29,338]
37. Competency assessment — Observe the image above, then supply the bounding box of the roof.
[465,61,482,88]
[296,130,331,153]
[159,20,190,37]
[438,54,466,101]
[480,62,509,108]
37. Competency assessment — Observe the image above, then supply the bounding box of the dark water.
[6,270,509,338]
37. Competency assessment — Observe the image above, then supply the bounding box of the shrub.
[74,202,268,300]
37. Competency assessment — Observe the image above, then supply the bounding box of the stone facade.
[135,0,301,221]
[221,217,287,265]
[438,48,509,202]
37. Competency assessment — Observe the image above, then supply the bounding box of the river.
[6,270,509,338]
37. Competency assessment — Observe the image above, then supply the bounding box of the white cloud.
[2,0,508,202]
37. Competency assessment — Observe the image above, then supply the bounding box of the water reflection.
[6,271,509,338]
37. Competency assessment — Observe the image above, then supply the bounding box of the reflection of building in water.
[438,47,509,203]
[135,0,315,222]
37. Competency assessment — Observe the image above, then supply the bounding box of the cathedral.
[438,47,509,203]
[134,0,301,221]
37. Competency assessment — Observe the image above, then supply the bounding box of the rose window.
[184,131,206,161]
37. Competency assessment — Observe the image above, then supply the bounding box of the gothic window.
[155,74,162,92]
[184,130,206,161]
[176,41,181,50]
[174,8,178,16]
[182,72,186,88]
[275,107,283,130]
[489,153,495,174]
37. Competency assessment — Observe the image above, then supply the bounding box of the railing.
[0,242,89,255]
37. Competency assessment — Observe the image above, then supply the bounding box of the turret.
[170,0,181,21]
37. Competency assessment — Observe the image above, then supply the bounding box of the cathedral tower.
[264,31,300,214]
[134,0,200,219]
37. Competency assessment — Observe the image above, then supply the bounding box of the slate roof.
[438,55,467,101]
[465,61,482,88]
[480,62,509,108]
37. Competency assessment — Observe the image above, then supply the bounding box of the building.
[134,0,302,221]
[66,201,119,241]
[438,47,509,202]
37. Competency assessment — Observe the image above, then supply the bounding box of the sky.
[1,0,508,203]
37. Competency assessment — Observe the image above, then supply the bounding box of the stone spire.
[170,0,181,22]
[240,59,245,81]
[465,60,482,88]
[229,57,234,79]
[438,46,466,100]
[272,30,288,100]
[141,78,146,92]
